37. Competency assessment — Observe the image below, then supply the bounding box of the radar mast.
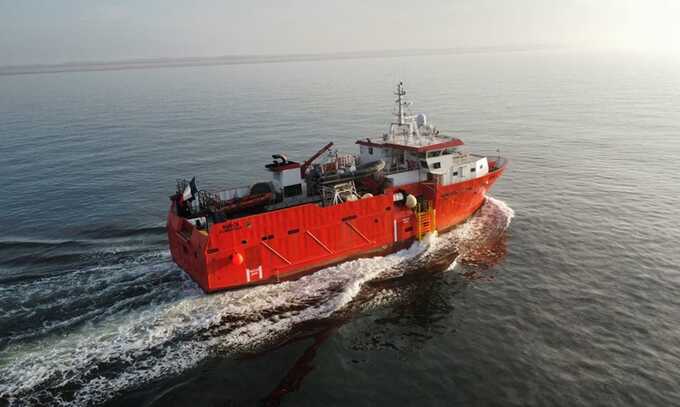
[394,81,409,125]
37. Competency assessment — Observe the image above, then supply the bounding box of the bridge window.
[420,160,428,168]
[284,183,302,197]
[471,167,476,172]
[432,162,441,169]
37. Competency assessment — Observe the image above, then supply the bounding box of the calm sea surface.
[1,49,679,406]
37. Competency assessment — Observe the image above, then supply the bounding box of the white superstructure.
[357,82,489,188]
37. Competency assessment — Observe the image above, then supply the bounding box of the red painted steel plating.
[167,162,506,293]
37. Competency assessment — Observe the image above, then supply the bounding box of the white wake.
[0,197,514,406]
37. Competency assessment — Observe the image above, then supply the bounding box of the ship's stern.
[167,205,211,291]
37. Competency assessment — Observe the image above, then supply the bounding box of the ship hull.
[168,163,505,293]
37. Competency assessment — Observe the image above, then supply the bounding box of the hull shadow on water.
[258,237,509,407]
[108,198,513,407]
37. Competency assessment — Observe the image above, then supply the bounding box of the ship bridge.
[356,82,487,188]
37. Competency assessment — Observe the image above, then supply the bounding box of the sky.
[1,0,679,65]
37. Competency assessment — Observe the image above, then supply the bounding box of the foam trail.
[0,197,514,406]
[0,244,431,405]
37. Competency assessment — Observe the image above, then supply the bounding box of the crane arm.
[300,142,334,176]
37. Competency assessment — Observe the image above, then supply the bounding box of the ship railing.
[196,185,252,214]
[384,161,419,175]
[215,186,251,202]
[471,151,506,171]
[489,156,508,172]
[319,154,356,174]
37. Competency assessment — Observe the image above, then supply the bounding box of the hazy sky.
[1,0,679,65]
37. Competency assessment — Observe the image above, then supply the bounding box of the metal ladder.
[415,202,436,240]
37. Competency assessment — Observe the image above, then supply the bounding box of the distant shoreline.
[0,45,565,77]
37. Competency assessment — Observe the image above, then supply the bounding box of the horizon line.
[0,44,569,77]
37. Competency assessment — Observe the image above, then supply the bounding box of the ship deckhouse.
[356,82,489,188]
[265,155,305,199]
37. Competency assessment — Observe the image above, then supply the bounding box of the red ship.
[168,83,507,292]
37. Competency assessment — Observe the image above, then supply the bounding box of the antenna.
[388,81,417,144]
[394,81,407,125]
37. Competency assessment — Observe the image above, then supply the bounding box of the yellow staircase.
[415,203,436,240]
